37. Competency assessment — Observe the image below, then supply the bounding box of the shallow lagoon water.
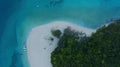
[0,0,120,67]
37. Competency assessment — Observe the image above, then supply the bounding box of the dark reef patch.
[10,51,23,67]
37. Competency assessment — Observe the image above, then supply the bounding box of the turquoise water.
[0,0,120,67]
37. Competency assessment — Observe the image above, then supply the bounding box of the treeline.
[51,20,120,67]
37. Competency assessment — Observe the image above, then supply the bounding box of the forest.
[51,20,120,67]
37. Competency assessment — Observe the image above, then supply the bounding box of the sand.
[26,21,95,67]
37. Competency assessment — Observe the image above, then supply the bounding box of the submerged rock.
[10,51,23,67]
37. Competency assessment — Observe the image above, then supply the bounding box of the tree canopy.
[51,20,120,67]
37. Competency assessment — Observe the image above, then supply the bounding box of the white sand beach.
[26,21,95,67]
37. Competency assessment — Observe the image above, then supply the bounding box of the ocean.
[0,0,120,67]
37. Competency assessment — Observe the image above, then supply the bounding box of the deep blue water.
[0,0,23,67]
[0,0,120,67]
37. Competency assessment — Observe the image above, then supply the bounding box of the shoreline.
[26,21,95,67]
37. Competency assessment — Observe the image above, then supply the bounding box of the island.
[51,20,120,67]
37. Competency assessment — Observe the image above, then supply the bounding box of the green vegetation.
[51,29,62,38]
[51,20,120,67]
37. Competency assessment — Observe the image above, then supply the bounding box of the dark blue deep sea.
[0,0,120,67]
[0,0,23,67]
